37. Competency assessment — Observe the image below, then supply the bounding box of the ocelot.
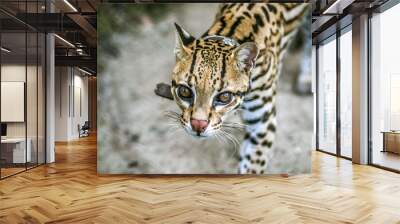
[169,3,310,174]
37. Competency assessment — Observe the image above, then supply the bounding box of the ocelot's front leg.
[239,82,278,174]
[238,49,279,174]
[239,108,276,174]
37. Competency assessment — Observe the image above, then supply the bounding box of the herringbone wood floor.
[1,135,400,224]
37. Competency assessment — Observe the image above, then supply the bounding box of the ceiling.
[311,0,390,43]
[0,0,97,74]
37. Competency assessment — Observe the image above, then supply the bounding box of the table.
[1,138,31,163]
[381,131,400,154]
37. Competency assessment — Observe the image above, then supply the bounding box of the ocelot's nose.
[190,119,208,133]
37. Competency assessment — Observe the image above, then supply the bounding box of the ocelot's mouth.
[184,127,213,138]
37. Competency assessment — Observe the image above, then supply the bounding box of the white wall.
[1,63,46,164]
[1,65,41,138]
[55,67,89,141]
[1,65,26,134]
[55,66,69,141]
[1,65,27,141]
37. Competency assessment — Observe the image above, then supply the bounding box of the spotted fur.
[170,3,310,174]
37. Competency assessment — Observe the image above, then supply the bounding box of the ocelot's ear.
[174,23,196,60]
[233,42,259,73]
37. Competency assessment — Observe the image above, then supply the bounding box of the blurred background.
[98,3,313,174]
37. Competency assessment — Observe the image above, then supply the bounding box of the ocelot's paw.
[239,141,270,174]
[239,150,268,174]
[239,159,267,174]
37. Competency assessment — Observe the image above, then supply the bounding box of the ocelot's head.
[170,23,259,137]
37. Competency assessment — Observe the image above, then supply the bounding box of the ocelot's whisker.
[219,129,240,150]
[214,132,225,145]
[223,121,248,127]
[216,130,229,146]
[163,110,180,117]
[221,122,248,131]
[221,132,241,159]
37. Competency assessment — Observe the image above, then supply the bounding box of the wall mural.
[98,3,313,174]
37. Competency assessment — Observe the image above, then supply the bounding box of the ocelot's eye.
[177,85,193,100]
[215,92,233,105]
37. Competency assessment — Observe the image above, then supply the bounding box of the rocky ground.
[98,4,313,174]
